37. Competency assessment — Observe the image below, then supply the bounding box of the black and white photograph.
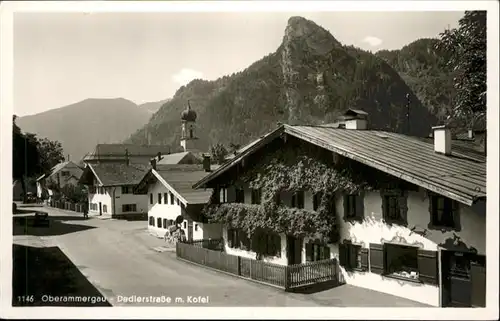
[0,1,498,319]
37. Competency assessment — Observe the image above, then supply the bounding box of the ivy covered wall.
[203,134,413,242]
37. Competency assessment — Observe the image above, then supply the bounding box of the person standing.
[83,202,89,219]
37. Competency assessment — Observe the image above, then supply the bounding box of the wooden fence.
[176,239,338,290]
[49,201,85,213]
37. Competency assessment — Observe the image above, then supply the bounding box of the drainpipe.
[112,187,117,216]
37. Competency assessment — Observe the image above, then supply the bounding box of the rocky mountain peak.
[283,16,341,56]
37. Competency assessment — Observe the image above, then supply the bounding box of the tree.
[210,143,228,165]
[38,137,65,173]
[437,11,487,126]
[12,116,41,203]
[59,184,87,203]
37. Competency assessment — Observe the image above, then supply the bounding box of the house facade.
[193,118,486,308]
[36,161,84,200]
[79,163,149,219]
[134,156,222,241]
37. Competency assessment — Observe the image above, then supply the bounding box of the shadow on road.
[13,215,96,237]
[286,280,341,294]
[12,244,111,306]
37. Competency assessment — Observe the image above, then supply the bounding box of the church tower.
[180,100,198,152]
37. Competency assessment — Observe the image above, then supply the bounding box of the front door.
[99,202,102,216]
[441,250,485,307]
[286,236,303,265]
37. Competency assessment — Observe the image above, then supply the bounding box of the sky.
[13,11,464,116]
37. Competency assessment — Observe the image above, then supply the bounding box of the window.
[149,216,155,226]
[384,244,419,280]
[150,193,153,204]
[164,193,168,205]
[291,191,305,209]
[169,219,174,226]
[89,186,96,194]
[157,217,162,228]
[163,218,168,228]
[227,228,251,250]
[251,188,261,205]
[158,193,162,204]
[251,231,281,257]
[195,224,198,232]
[306,241,331,262]
[344,195,357,218]
[170,192,175,205]
[122,204,137,212]
[103,205,107,213]
[430,195,457,228]
[313,192,322,211]
[339,242,368,270]
[121,186,132,194]
[382,192,406,224]
[183,221,187,229]
[235,188,245,203]
[176,198,180,206]
[61,171,70,177]
[189,128,193,138]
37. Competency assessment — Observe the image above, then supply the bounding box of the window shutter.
[338,243,347,266]
[343,195,348,218]
[305,243,313,262]
[417,249,439,285]
[470,261,486,307]
[428,192,435,225]
[360,248,369,270]
[356,194,365,219]
[452,200,460,230]
[398,193,408,225]
[369,243,384,274]
[324,245,331,260]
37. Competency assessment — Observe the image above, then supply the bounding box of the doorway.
[286,236,303,265]
[441,250,486,307]
[99,202,102,216]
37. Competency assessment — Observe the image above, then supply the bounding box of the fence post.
[284,265,289,290]
[237,256,241,276]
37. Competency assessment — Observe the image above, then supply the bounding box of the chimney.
[432,125,452,155]
[468,129,474,139]
[345,118,368,130]
[125,148,130,166]
[150,158,157,170]
[202,154,211,172]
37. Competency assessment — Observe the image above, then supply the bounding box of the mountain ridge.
[127,16,437,150]
[16,98,159,162]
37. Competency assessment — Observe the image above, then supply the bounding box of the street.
[12,205,430,307]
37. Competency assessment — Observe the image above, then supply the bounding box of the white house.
[193,114,486,308]
[36,161,84,200]
[134,155,222,241]
[78,162,149,219]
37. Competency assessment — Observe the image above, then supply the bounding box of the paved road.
[13,205,430,307]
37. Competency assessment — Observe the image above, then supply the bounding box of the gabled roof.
[37,161,83,182]
[79,163,149,186]
[135,164,218,204]
[193,125,486,206]
[156,151,203,165]
[83,144,172,162]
